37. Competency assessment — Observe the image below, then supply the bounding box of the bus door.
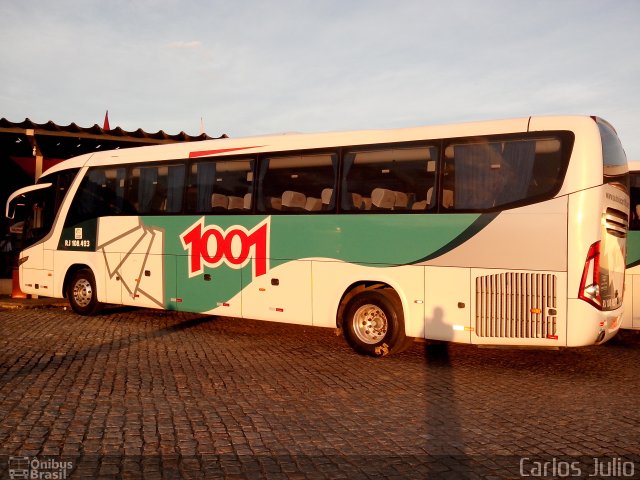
[6,183,56,294]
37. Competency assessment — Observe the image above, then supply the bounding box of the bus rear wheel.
[342,289,407,357]
[67,269,102,315]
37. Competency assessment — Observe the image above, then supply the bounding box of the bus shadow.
[97,304,138,314]
[6,312,218,380]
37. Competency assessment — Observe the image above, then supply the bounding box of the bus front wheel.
[67,269,102,316]
[342,289,407,357]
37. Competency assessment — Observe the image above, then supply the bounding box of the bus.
[5,115,629,356]
[622,160,640,329]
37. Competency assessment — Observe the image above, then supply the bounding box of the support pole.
[26,128,43,181]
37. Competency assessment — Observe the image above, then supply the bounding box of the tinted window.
[597,118,628,186]
[186,158,254,213]
[257,153,337,213]
[341,146,437,212]
[100,167,132,214]
[47,168,80,213]
[66,166,140,226]
[127,164,186,214]
[443,134,571,211]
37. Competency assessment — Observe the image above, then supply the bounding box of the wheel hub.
[353,304,388,344]
[73,278,93,308]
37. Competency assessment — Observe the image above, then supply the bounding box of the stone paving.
[0,304,639,479]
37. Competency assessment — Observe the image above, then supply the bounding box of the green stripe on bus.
[627,231,640,268]
[145,213,487,266]
[143,213,493,312]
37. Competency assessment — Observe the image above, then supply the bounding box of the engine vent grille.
[604,207,628,238]
[476,273,557,339]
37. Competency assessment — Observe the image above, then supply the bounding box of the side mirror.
[5,182,53,219]
[5,196,21,220]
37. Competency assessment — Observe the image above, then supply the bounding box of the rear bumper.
[567,299,622,346]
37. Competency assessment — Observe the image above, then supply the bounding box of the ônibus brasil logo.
[180,216,270,279]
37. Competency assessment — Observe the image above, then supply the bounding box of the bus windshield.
[8,169,79,248]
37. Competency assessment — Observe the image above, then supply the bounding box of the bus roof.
[38,115,605,179]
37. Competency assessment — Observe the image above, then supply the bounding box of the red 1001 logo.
[180,217,270,279]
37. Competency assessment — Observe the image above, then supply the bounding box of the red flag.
[103,110,110,130]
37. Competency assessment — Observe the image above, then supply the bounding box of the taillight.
[579,241,601,309]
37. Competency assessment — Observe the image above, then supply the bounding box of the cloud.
[165,40,202,49]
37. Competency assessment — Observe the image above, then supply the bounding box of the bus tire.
[67,269,102,316]
[342,289,406,357]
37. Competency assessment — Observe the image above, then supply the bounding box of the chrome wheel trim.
[352,303,388,344]
[72,278,93,308]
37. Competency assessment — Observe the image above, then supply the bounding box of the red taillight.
[579,241,602,309]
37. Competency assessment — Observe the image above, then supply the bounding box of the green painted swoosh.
[268,213,494,267]
[142,213,496,312]
[627,231,640,268]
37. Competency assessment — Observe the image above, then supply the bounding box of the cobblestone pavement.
[0,304,639,479]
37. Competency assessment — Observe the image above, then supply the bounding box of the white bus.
[6,115,629,356]
[622,160,640,329]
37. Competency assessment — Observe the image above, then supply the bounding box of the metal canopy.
[0,117,228,180]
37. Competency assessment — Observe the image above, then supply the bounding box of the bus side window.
[126,164,186,214]
[447,142,503,210]
[134,166,162,214]
[101,167,134,215]
[214,159,253,212]
[257,153,337,214]
[187,162,214,213]
[186,158,254,214]
[445,136,564,211]
[65,166,134,226]
[166,165,186,213]
[341,146,436,212]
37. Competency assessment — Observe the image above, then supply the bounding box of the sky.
[1,0,640,159]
